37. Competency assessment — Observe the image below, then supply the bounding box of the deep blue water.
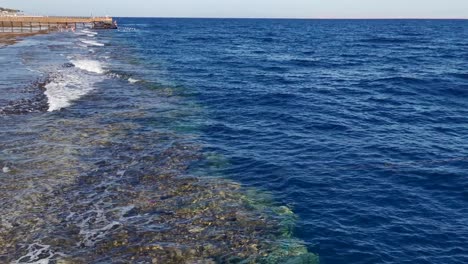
[117,18,468,264]
[1,19,467,263]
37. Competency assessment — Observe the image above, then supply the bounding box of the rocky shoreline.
[0,30,49,47]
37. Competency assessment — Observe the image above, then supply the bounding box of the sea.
[0,18,467,264]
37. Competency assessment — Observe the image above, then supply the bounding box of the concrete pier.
[0,16,116,32]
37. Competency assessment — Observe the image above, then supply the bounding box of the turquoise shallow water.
[1,19,468,264]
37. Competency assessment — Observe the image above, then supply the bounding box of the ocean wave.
[70,59,105,74]
[42,60,107,111]
[128,77,140,83]
[369,76,427,84]
[360,37,412,44]
[106,70,140,84]
[81,29,98,35]
[80,39,105,47]
[117,27,138,32]
[449,73,468,80]
[44,72,96,112]
[74,32,97,38]
[289,58,322,67]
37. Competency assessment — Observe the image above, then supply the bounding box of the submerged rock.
[0,113,319,264]
[0,77,50,115]
[63,62,75,68]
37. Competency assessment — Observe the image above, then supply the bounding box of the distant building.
[0,7,21,17]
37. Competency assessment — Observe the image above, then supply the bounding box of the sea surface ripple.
[121,18,468,264]
[0,19,467,264]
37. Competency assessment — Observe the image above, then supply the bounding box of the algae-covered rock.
[1,111,319,263]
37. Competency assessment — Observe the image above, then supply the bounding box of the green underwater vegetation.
[1,115,318,263]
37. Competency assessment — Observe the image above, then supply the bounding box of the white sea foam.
[44,73,95,112]
[73,205,125,247]
[81,29,98,35]
[107,72,121,79]
[79,220,121,247]
[118,27,137,32]
[74,31,91,37]
[26,68,42,74]
[71,59,105,74]
[128,78,140,84]
[80,39,105,47]
[43,59,106,111]
[14,243,67,264]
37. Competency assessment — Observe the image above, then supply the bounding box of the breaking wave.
[43,59,106,111]
[70,59,105,74]
[44,72,95,112]
[128,77,140,83]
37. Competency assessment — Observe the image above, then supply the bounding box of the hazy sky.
[1,0,467,18]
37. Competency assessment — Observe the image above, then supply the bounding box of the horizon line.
[108,16,468,20]
[19,12,468,20]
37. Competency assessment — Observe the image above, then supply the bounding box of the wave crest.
[71,59,105,74]
[44,72,95,112]
[80,39,105,47]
